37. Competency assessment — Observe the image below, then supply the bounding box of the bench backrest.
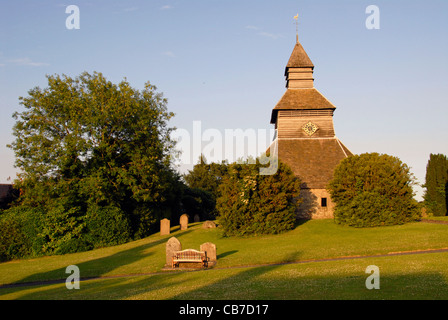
[174,249,205,259]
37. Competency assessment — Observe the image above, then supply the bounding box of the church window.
[321,198,327,207]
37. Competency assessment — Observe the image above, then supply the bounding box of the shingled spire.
[284,40,315,89]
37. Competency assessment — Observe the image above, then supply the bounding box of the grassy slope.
[3,252,448,300]
[1,220,448,299]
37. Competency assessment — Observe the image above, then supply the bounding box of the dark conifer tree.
[424,153,448,216]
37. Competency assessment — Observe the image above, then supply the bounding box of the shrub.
[85,204,132,248]
[40,204,87,255]
[216,157,301,236]
[0,206,44,261]
[0,212,26,262]
[328,153,421,227]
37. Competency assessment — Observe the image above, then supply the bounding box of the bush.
[85,204,132,248]
[216,157,301,236]
[0,212,26,262]
[328,153,421,227]
[0,206,44,261]
[40,204,87,255]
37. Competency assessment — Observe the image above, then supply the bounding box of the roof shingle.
[286,42,314,69]
[270,88,336,124]
[269,138,352,189]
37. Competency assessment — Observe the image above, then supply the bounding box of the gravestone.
[194,214,200,222]
[180,214,189,230]
[421,207,427,218]
[200,242,217,267]
[166,237,182,267]
[202,220,216,229]
[160,218,170,236]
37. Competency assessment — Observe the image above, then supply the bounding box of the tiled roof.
[270,138,352,189]
[270,88,336,124]
[285,41,314,69]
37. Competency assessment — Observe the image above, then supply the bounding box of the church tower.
[269,33,352,219]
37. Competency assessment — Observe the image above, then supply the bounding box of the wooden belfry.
[268,15,352,219]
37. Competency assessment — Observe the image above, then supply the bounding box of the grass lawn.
[1,219,448,300]
[423,216,448,222]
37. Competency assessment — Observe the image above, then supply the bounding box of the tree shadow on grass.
[4,251,448,300]
[7,268,448,301]
[168,251,303,300]
[0,228,195,294]
[2,251,303,300]
[3,271,190,300]
[170,266,448,300]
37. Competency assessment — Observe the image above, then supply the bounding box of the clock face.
[302,121,318,136]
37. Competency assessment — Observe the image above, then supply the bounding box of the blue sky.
[1,0,448,201]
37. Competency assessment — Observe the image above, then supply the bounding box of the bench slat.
[172,249,207,268]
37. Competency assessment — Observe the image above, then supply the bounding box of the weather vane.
[294,13,299,43]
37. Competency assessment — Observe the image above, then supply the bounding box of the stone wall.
[297,188,334,219]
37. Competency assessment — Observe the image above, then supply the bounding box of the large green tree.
[183,154,228,218]
[7,71,180,254]
[423,153,448,216]
[216,157,301,236]
[328,153,421,227]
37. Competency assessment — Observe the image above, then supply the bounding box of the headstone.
[166,237,182,267]
[202,220,216,229]
[200,242,217,267]
[160,218,170,236]
[421,207,427,218]
[180,214,189,230]
[194,214,200,222]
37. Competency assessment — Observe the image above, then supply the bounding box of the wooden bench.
[172,249,207,268]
